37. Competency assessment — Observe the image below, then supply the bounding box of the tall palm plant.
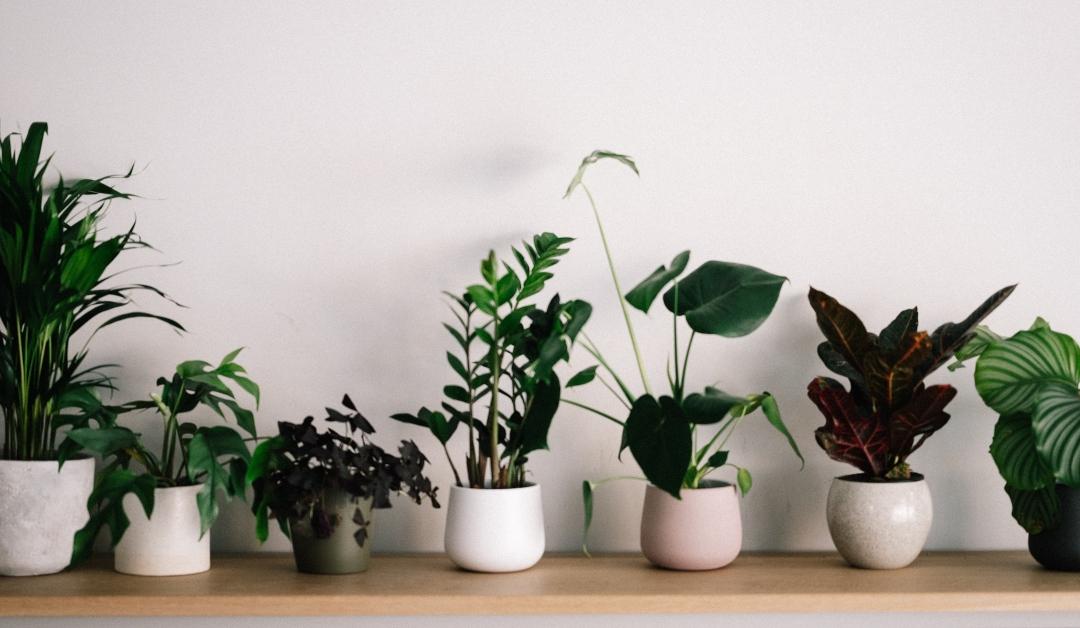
[0,122,182,461]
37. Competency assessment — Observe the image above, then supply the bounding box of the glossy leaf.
[808,288,872,382]
[624,395,691,497]
[662,262,785,337]
[1006,483,1061,535]
[187,426,251,536]
[926,284,1016,373]
[625,251,690,313]
[991,413,1054,490]
[808,377,889,477]
[888,384,956,454]
[70,470,156,565]
[682,387,745,425]
[1033,384,1080,485]
[760,393,803,466]
[567,365,598,388]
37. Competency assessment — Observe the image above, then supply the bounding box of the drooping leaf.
[662,262,786,337]
[1005,483,1061,535]
[991,413,1054,490]
[624,394,691,497]
[70,470,156,565]
[581,480,595,555]
[567,365,598,388]
[975,327,1080,415]
[682,387,745,425]
[186,426,251,536]
[736,467,753,496]
[563,150,639,198]
[808,377,889,477]
[625,251,690,313]
[759,393,803,466]
[515,377,560,456]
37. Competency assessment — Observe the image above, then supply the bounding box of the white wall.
[2,0,1079,556]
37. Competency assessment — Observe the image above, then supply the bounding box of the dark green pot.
[289,489,374,574]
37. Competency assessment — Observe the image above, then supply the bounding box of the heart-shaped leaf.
[663,262,786,337]
[975,327,1080,415]
[624,394,691,497]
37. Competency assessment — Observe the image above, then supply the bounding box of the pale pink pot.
[640,482,742,571]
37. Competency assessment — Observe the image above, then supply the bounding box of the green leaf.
[567,365,598,388]
[446,352,469,381]
[581,480,595,555]
[67,426,140,457]
[624,395,691,498]
[186,426,251,536]
[1005,483,1061,535]
[495,270,520,305]
[736,467,753,496]
[70,470,156,565]
[443,385,471,404]
[663,261,786,337]
[975,327,1080,415]
[419,408,458,445]
[564,150,639,198]
[246,436,283,484]
[760,393,804,466]
[625,251,690,313]
[949,325,1004,371]
[682,387,745,424]
[516,377,560,456]
[706,450,729,468]
[1033,385,1080,485]
[991,413,1054,490]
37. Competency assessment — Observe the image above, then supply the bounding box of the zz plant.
[68,349,259,563]
[0,122,182,462]
[391,233,592,488]
[564,151,803,547]
[952,318,1080,534]
[807,286,1014,479]
[249,395,440,546]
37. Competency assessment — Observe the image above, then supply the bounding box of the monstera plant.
[564,151,803,561]
[807,286,1015,479]
[952,319,1080,535]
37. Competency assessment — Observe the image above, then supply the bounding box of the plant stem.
[563,399,625,426]
[581,334,635,404]
[580,183,651,397]
[672,283,680,399]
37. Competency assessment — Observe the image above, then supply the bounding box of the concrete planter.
[0,457,95,576]
[826,473,932,569]
[114,484,209,576]
[640,482,742,570]
[444,483,544,572]
[290,489,375,575]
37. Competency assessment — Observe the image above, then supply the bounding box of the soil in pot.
[826,473,932,570]
[290,490,374,575]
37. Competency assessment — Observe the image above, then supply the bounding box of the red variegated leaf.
[863,331,932,412]
[925,284,1016,374]
[808,288,873,382]
[808,377,889,476]
[889,384,957,453]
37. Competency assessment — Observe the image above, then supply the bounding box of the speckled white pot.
[826,473,932,570]
[444,483,544,573]
[0,457,95,576]
[114,484,210,576]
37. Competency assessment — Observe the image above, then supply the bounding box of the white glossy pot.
[114,484,210,576]
[0,457,95,576]
[444,483,545,572]
[826,473,932,570]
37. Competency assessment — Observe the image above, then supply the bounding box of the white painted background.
[3,1,1079,563]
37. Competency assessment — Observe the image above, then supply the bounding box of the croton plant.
[807,286,1014,480]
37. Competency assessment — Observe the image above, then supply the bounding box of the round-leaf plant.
[807,286,1014,480]
[68,349,259,564]
[563,151,804,551]
[952,318,1080,534]
[248,395,440,547]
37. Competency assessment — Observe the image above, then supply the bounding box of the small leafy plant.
[952,318,1080,534]
[249,395,440,546]
[69,349,259,563]
[0,122,182,462]
[563,151,803,549]
[807,286,1014,480]
[391,233,592,489]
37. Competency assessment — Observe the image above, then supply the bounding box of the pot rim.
[151,482,206,492]
[648,480,734,492]
[834,472,926,484]
[0,455,95,465]
[450,481,539,492]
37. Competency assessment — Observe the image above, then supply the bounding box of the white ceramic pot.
[640,481,742,570]
[0,457,95,576]
[444,483,545,572]
[114,484,210,576]
[826,473,932,570]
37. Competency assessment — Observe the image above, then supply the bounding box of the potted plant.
[67,349,258,576]
[950,318,1080,570]
[565,151,803,571]
[0,122,182,576]
[391,232,592,572]
[807,286,1013,569]
[249,395,439,574]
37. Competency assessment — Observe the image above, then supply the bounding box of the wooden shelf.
[2,551,1079,616]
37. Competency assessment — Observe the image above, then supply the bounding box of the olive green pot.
[289,489,374,574]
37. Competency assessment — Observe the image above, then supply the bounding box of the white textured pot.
[114,484,210,576]
[444,483,544,572]
[640,482,742,571]
[826,473,932,570]
[0,457,95,576]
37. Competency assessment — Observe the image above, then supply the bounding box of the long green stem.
[563,399,625,427]
[581,183,651,396]
[581,334,635,404]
